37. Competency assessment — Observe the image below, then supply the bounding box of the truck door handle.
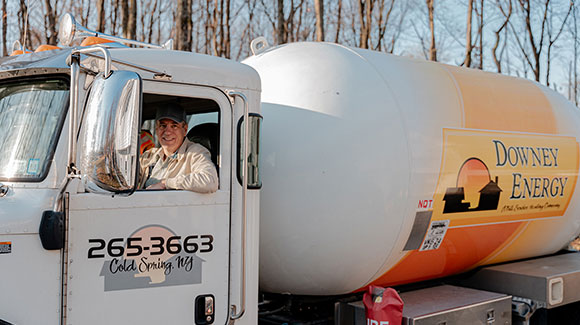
[195,295,215,324]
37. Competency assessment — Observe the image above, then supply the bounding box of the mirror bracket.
[70,46,112,78]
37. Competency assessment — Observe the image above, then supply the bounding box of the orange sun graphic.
[456,158,491,208]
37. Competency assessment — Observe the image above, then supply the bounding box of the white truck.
[2,14,580,325]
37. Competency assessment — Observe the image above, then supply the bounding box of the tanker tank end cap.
[250,37,269,56]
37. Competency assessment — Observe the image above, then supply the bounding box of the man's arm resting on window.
[165,148,218,193]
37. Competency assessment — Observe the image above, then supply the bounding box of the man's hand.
[146,180,166,190]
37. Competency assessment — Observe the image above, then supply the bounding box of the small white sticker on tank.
[419,220,449,251]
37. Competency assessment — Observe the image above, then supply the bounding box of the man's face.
[156,118,188,155]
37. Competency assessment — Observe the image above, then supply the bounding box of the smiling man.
[139,104,218,193]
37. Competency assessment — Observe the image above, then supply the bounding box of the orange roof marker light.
[10,49,32,56]
[80,37,115,47]
[35,44,61,52]
[9,40,31,56]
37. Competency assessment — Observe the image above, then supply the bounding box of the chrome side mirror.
[79,70,142,194]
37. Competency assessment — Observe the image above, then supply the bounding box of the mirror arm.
[71,46,112,78]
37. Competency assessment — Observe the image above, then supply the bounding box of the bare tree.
[545,1,572,86]
[235,0,259,59]
[96,0,106,33]
[359,0,373,49]
[277,0,285,43]
[426,0,436,61]
[76,0,92,27]
[204,0,232,57]
[493,0,512,73]
[375,0,395,51]
[1,0,5,55]
[128,0,137,40]
[146,0,159,43]
[43,0,58,45]
[386,1,409,53]
[176,0,192,50]
[573,3,579,105]
[315,0,324,41]
[267,0,308,45]
[112,0,120,35]
[121,0,129,38]
[474,0,483,69]
[334,0,343,43]
[510,0,549,82]
[464,0,474,67]
[224,0,231,57]
[18,0,28,49]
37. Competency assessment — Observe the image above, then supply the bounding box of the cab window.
[139,94,220,189]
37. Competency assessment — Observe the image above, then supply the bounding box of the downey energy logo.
[432,129,579,227]
[492,140,568,200]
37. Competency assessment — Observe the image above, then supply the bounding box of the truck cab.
[0,18,261,325]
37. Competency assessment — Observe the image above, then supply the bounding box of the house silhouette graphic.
[443,176,502,214]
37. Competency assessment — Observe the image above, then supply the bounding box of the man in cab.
[139,104,218,193]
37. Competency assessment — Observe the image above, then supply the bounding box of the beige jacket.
[139,138,218,193]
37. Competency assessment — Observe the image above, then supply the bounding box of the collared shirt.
[139,138,218,193]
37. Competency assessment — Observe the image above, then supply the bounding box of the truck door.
[65,82,232,324]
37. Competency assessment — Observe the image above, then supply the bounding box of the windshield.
[0,78,69,181]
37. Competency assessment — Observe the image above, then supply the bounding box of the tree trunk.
[112,0,119,35]
[493,0,512,73]
[477,0,483,69]
[176,0,192,51]
[128,0,137,40]
[522,0,545,82]
[18,0,26,49]
[189,0,195,51]
[44,0,58,45]
[97,0,106,33]
[334,0,342,43]
[545,2,573,86]
[82,0,91,27]
[224,0,231,58]
[359,0,372,49]
[465,0,473,67]
[176,0,184,50]
[121,0,129,39]
[375,0,395,51]
[426,0,436,61]
[277,0,286,44]
[147,0,158,43]
[1,0,6,56]
[315,0,324,41]
[574,4,578,105]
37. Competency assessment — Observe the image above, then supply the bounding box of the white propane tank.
[243,42,580,296]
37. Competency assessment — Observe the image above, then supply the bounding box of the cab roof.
[0,46,261,92]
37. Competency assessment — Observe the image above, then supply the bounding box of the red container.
[363,285,404,325]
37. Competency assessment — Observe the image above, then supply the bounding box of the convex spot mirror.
[79,70,142,194]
